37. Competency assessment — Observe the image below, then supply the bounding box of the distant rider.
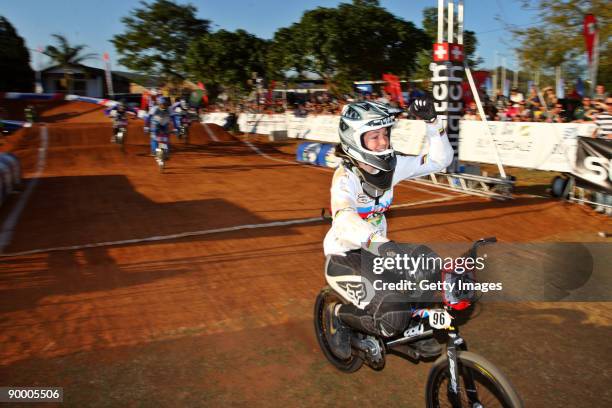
[105,101,129,142]
[170,98,191,134]
[145,96,173,157]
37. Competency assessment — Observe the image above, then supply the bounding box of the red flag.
[382,73,405,107]
[140,90,149,110]
[462,70,489,105]
[199,83,208,105]
[103,52,110,62]
[583,14,597,65]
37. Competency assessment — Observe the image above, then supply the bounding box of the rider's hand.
[409,94,437,122]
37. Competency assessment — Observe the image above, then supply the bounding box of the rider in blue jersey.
[145,97,173,157]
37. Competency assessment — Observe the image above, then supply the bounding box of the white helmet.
[338,101,402,197]
[338,101,400,172]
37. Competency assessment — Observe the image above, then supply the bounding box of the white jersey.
[323,121,454,255]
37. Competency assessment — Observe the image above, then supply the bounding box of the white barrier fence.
[202,112,597,172]
[459,121,596,173]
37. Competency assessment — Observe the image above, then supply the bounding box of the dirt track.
[0,101,611,407]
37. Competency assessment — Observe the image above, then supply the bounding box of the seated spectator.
[527,86,539,107]
[294,103,308,118]
[592,97,612,139]
[542,103,565,123]
[591,97,612,214]
[530,101,545,121]
[520,108,534,122]
[484,99,497,120]
[573,97,596,122]
[376,91,390,105]
[495,106,510,121]
[593,84,608,103]
[509,87,524,106]
[542,87,557,109]
[462,101,479,120]
[516,101,533,121]
[494,90,508,110]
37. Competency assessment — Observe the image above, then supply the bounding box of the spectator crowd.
[462,84,610,131]
[205,83,610,139]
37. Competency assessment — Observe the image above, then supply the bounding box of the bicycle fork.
[446,328,481,408]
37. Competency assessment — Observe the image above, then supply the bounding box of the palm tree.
[43,34,97,93]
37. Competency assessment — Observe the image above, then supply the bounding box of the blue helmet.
[157,96,169,107]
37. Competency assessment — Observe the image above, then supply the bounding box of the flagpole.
[102,53,114,99]
[591,31,599,96]
[437,0,444,43]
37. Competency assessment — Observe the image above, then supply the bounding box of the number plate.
[428,309,453,329]
[159,143,168,149]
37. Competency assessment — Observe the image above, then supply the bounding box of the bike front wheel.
[314,286,363,373]
[426,351,523,408]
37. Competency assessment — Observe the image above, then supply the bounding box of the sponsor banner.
[573,137,612,193]
[64,95,115,106]
[201,112,229,127]
[459,121,597,172]
[238,113,286,135]
[2,92,64,100]
[1,120,30,129]
[431,43,465,169]
[285,115,310,139]
[286,114,338,143]
[211,111,600,172]
[316,144,342,168]
[296,142,322,164]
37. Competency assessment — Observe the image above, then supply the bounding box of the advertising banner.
[573,137,612,193]
[459,121,597,172]
[431,42,465,169]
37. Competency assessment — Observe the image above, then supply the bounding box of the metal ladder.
[410,172,515,200]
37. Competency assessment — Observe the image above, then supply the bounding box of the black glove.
[409,95,437,122]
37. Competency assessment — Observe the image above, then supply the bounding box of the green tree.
[44,34,97,66]
[43,34,97,93]
[112,0,209,81]
[267,0,430,92]
[511,0,611,89]
[0,16,34,91]
[185,29,268,98]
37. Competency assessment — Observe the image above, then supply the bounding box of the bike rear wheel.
[426,351,523,408]
[314,286,363,373]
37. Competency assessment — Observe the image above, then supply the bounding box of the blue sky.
[2,0,539,73]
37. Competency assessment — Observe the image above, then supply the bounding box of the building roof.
[41,63,160,86]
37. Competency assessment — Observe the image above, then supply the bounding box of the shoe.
[413,337,442,358]
[324,303,352,360]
